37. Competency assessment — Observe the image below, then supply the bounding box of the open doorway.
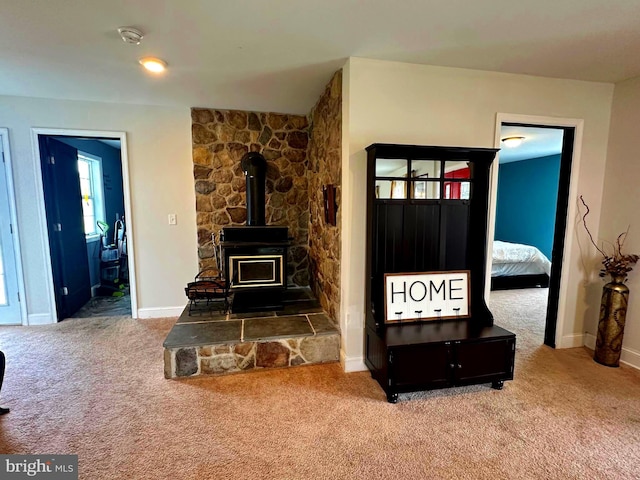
[490,120,577,347]
[33,129,136,321]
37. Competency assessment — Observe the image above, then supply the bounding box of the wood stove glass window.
[229,254,284,288]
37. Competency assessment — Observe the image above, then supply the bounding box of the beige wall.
[0,95,197,322]
[599,75,640,367]
[341,57,614,370]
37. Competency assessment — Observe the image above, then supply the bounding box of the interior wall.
[307,70,342,321]
[341,58,614,369]
[0,95,196,322]
[599,75,640,368]
[495,154,561,258]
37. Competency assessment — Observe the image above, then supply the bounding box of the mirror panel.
[376,158,408,178]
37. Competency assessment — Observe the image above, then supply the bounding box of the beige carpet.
[0,289,639,479]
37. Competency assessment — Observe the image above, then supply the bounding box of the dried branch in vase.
[580,195,639,281]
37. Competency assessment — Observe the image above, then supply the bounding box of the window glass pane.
[443,181,471,200]
[77,159,89,178]
[81,197,92,213]
[444,161,471,179]
[79,177,91,196]
[376,158,407,178]
[83,215,96,235]
[375,180,406,199]
[460,182,471,200]
[82,198,96,234]
[411,160,441,179]
[411,181,440,199]
[78,153,104,236]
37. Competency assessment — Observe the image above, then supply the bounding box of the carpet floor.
[0,288,639,479]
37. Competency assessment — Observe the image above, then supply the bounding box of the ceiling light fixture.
[139,57,167,74]
[117,27,144,45]
[501,136,525,148]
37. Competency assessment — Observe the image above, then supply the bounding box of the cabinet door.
[453,338,515,385]
[390,343,452,390]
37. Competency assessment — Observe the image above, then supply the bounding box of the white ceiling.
[1,1,640,115]
[499,126,564,164]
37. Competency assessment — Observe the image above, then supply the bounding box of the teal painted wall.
[495,154,561,259]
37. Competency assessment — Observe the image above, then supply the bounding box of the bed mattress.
[491,240,552,277]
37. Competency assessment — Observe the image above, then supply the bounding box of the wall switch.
[168,213,177,225]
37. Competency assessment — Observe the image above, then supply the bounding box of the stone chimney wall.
[307,71,342,320]
[191,109,310,286]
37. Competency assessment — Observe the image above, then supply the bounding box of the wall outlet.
[168,213,177,225]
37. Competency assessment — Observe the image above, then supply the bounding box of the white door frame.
[488,113,584,348]
[0,128,27,325]
[31,128,138,322]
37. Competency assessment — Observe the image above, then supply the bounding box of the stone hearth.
[163,288,340,378]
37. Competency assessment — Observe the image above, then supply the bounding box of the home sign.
[384,271,470,323]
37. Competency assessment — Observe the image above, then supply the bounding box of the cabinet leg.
[491,380,504,390]
[387,392,398,403]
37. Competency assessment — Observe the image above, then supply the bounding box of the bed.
[491,240,551,290]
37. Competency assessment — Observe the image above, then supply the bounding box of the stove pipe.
[241,152,267,226]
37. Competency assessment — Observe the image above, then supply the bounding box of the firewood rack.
[184,233,229,315]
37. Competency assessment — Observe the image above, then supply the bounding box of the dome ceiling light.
[501,136,525,148]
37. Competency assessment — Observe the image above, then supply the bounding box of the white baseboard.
[621,347,640,371]
[137,306,184,319]
[27,313,55,325]
[558,333,585,348]
[582,333,639,371]
[340,351,367,372]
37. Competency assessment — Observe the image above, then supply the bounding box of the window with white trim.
[77,152,105,237]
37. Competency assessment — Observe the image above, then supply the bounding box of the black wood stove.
[221,152,290,312]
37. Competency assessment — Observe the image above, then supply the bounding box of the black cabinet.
[364,143,516,402]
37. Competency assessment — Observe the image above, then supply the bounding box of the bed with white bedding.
[491,240,551,290]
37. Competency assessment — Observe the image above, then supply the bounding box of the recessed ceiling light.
[139,57,167,74]
[117,27,144,45]
[501,136,525,148]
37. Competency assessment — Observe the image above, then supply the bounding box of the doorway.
[32,128,137,322]
[489,115,581,348]
[0,129,25,325]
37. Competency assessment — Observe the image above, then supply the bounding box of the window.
[77,152,105,237]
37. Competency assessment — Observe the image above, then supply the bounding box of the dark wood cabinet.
[364,143,516,402]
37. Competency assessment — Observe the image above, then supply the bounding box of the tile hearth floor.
[163,288,341,378]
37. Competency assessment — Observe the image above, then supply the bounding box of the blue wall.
[495,154,561,259]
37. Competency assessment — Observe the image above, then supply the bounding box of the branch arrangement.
[580,195,639,280]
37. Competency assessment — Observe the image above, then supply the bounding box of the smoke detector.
[117,27,144,45]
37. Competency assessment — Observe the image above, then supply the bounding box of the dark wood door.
[391,343,452,390]
[40,137,91,320]
[454,338,515,385]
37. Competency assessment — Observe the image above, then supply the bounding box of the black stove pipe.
[241,152,267,226]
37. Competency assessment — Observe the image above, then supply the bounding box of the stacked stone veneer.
[190,71,342,308]
[307,71,342,321]
[191,109,310,286]
[165,333,340,378]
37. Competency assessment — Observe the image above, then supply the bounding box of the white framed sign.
[384,271,470,323]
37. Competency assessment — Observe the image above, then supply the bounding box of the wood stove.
[221,153,290,312]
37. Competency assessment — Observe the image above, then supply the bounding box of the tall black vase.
[594,276,629,367]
